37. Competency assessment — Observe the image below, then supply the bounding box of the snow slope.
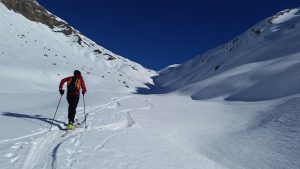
[0,1,156,94]
[156,8,300,101]
[1,92,299,169]
[0,1,299,169]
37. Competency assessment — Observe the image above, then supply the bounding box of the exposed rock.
[76,35,83,46]
[214,64,221,71]
[104,53,116,60]
[131,66,138,71]
[1,0,76,36]
[288,24,296,30]
[93,49,102,54]
[267,9,291,24]
[251,28,262,36]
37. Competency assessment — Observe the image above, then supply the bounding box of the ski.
[60,128,75,137]
[60,113,88,137]
[60,119,80,137]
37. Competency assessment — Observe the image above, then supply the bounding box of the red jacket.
[59,74,87,95]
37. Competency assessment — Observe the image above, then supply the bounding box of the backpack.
[67,76,80,93]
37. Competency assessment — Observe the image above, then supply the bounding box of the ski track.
[21,131,60,169]
[51,134,79,169]
[92,108,150,131]
[93,132,127,152]
[91,131,128,161]
[2,95,153,169]
[0,129,48,144]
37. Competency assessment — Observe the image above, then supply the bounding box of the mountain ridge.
[155,8,300,101]
[0,0,156,93]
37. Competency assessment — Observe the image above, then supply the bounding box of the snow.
[0,3,156,94]
[271,9,299,24]
[1,92,299,169]
[0,2,300,169]
[159,64,180,74]
[156,8,300,101]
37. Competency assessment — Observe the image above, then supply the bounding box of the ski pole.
[49,95,63,131]
[83,94,87,128]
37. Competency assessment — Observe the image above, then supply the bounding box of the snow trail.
[0,2,299,168]
[1,95,148,169]
[0,129,48,144]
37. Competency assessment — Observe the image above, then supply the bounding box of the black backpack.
[67,76,79,93]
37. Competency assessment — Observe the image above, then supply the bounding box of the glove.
[59,89,65,95]
[82,91,86,95]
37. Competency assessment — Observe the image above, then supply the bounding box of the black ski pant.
[67,94,79,123]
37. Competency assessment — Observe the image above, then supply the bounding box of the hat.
[74,70,81,76]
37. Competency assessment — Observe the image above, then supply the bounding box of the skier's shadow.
[1,112,67,131]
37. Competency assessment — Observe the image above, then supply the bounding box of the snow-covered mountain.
[156,8,300,101]
[1,1,299,169]
[0,0,156,94]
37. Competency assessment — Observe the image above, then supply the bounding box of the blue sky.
[37,0,300,70]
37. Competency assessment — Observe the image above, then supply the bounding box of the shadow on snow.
[1,112,67,131]
[134,76,173,95]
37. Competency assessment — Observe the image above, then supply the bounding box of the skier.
[59,70,87,130]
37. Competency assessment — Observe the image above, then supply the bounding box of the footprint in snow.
[4,152,18,163]
[10,145,19,149]
[10,141,26,149]
[10,156,19,163]
[74,140,81,147]
[4,153,14,158]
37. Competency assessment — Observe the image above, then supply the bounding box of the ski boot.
[67,122,75,130]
